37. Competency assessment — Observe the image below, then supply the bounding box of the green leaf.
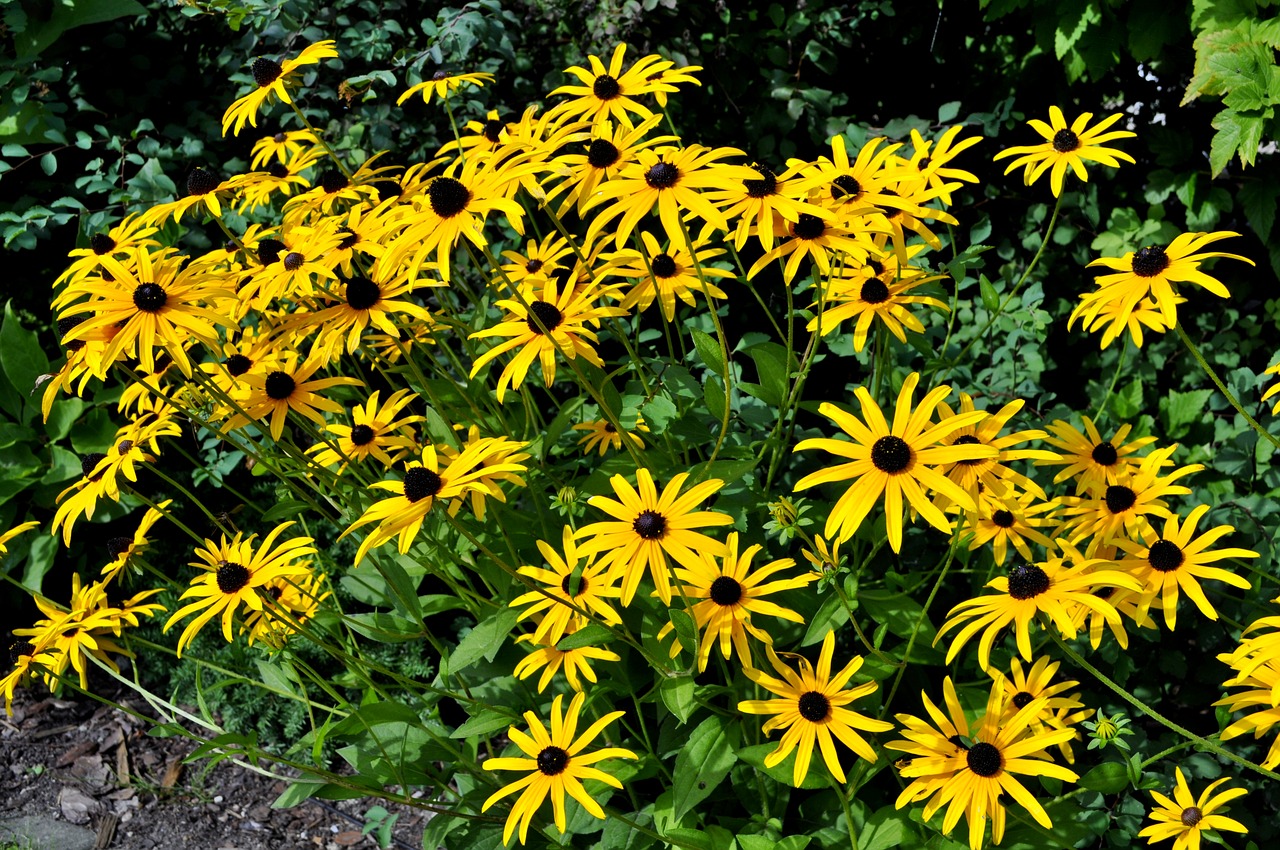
[673,716,739,819]
[659,674,696,724]
[21,534,57,592]
[641,393,679,432]
[1240,179,1279,240]
[669,608,699,658]
[14,0,148,58]
[540,395,584,458]
[704,375,727,424]
[690,328,727,378]
[1112,379,1144,420]
[937,101,961,123]
[860,806,917,850]
[39,152,56,175]
[555,622,614,650]
[1161,389,1214,439]
[450,709,516,739]
[742,342,790,407]
[735,743,827,789]
[260,499,313,523]
[44,398,84,441]
[447,608,518,674]
[1,301,50,404]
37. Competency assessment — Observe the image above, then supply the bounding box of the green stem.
[1175,322,1280,451]
[1052,633,1280,783]
[288,102,351,180]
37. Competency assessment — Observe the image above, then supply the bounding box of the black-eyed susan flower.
[1115,505,1257,629]
[746,210,885,285]
[608,231,733,322]
[1037,416,1158,495]
[512,626,622,693]
[572,417,648,456]
[438,428,530,520]
[397,69,494,106]
[700,161,830,253]
[142,168,262,226]
[888,675,1079,850]
[58,246,234,378]
[481,692,636,845]
[1073,293,1184,349]
[1060,445,1202,555]
[583,144,754,249]
[932,394,1056,509]
[935,542,1143,669]
[800,534,845,581]
[577,468,733,606]
[894,125,982,205]
[1075,231,1254,332]
[468,274,627,403]
[52,440,156,546]
[306,389,423,470]
[963,489,1058,566]
[309,270,438,358]
[242,565,330,648]
[341,440,528,566]
[1216,653,1280,769]
[808,247,948,352]
[792,372,997,552]
[164,523,315,656]
[101,500,170,583]
[1138,768,1247,850]
[223,352,362,442]
[500,234,577,288]
[546,43,700,127]
[1066,585,1154,650]
[994,656,1091,764]
[792,135,912,214]
[658,532,815,672]
[545,114,677,216]
[993,106,1136,196]
[54,214,159,289]
[511,525,624,647]
[222,40,339,136]
[249,129,319,168]
[738,630,892,786]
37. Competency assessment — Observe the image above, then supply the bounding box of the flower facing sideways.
[1138,767,1247,850]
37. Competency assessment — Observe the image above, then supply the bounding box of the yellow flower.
[792,372,996,552]
[547,43,700,127]
[738,630,892,786]
[396,70,494,106]
[994,106,1136,196]
[481,693,636,845]
[510,525,624,646]
[1138,767,1247,850]
[222,40,339,136]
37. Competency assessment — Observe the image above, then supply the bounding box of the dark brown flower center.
[1011,691,1034,709]
[1052,128,1080,153]
[1007,563,1050,600]
[251,57,283,87]
[743,165,778,198]
[587,138,621,169]
[428,176,471,217]
[224,354,252,377]
[258,239,286,265]
[537,745,570,776]
[482,118,503,143]
[403,467,444,502]
[58,316,86,351]
[651,254,678,278]
[264,371,296,400]
[952,434,987,466]
[216,561,251,594]
[1104,485,1137,514]
[525,259,543,273]
[592,75,621,99]
[831,174,861,200]
[526,300,564,334]
[709,576,743,606]
[336,227,359,249]
[798,691,831,722]
[792,214,826,240]
[644,161,680,189]
[133,283,167,312]
[1148,539,1185,572]
[966,742,1002,776]
[1180,806,1203,827]
[860,278,890,304]
[992,510,1015,529]
[282,252,305,271]
[320,170,349,193]
[186,168,219,196]
[106,536,133,559]
[871,435,912,473]
[1091,441,1118,466]
[267,162,289,179]
[91,234,116,255]
[81,452,107,481]
[560,572,588,597]
[633,510,666,540]
[349,424,375,446]
[1131,246,1170,277]
[346,277,381,310]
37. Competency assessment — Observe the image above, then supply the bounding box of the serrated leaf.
[672,716,738,819]
[1112,379,1144,420]
[1161,388,1214,439]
